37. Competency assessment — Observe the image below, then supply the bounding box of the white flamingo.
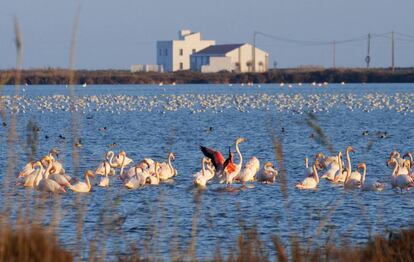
[333,152,346,183]
[17,161,35,178]
[388,158,414,192]
[115,151,133,177]
[193,158,215,188]
[157,152,177,181]
[147,162,161,185]
[222,137,246,185]
[35,157,66,193]
[320,152,340,182]
[296,161,319,190]
[69,170,95,193]
[23,161,44,187]
[358,163,384,191]
[238,157,260,185]
[256,162,278,183]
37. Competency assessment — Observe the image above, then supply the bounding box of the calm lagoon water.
[0,83,413,259]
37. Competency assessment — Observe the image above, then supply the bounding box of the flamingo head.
[315,152,325,160]
[357,163,366,170]
[235,137,247,144]
[403,152,412,160]
[41,156,52,166]
[49,148,59,159]
[203,157,212,165]
[264,162,273,169]
[169,152,175,161]
[346,146,355,154]
[119,151,126,156]
[390,151,400,159]
[386,158,396,167]
[85,170,95,178]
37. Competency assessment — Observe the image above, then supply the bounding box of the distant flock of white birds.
[16,138,414,194]
[2,92,413,115]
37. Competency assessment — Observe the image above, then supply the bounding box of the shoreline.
[1,67,414,85]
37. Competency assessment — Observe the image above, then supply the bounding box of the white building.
[190,43,269,73]
[156,30,215,72]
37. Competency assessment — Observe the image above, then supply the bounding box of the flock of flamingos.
[16,137,414,194]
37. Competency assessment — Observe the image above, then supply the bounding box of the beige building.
[190,43,269,73]
[156,30,215,72]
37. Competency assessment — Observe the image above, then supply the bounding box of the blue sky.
[1,0,413,69]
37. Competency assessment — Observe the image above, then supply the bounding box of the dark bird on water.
[59,134,66,140]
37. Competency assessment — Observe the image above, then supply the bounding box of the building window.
[159,48,162,56]
[165,49,168,56]
[192,49,196,54]
[179,62,183,70]
[179,49,183,56]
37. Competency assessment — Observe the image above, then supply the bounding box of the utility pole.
[391,31,395,72]
[252,30,257,72]
[332,40,336,68]
[365,33,371,68]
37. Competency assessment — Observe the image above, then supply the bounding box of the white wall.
[227,44,269,73]
[156,31,215,72]
[201,57,232,73]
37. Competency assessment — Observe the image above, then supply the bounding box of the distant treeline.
[1,67,414,85]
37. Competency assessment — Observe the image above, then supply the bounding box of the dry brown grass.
[0,224,73,262]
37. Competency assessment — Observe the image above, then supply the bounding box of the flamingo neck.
[201,159,206,176]
[305,157,309,169]
[85,174,91,191]
[338,155,342,173]
[119,155,126,176]
[44,162,53,179]
[107,151,117,168]
[392,161,399,177]
[313,164,319,183]
[361,166,366,186]
[235,142,243,167]
[34,166,44,185]
[155,163,160,179]
[346,149,352,174]
[168,154,174,175]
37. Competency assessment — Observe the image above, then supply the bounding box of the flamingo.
[193,158,215,188]
[115,151,133,177]
[222,137,246,185]
[403,153,414,177]
[333,153,346,183]
[157,152,177,181]
[342,146,361,182]
[123,158,155,182]
[358,163,384,191]
[44,149,66,176]
[22,161,44,187]
[238,157,260,185]
[146,162,161,185]
[315,152,338,169]
[388,158,414,192]
[17,161,35,178]
[387,154,409,175]
[320,152,340,182]
[200,144,233,177]
[344,167,361,189]
[256,162,278,183]
[69,170,95,193]
[35,157,66,193]
[296,161,319,189]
